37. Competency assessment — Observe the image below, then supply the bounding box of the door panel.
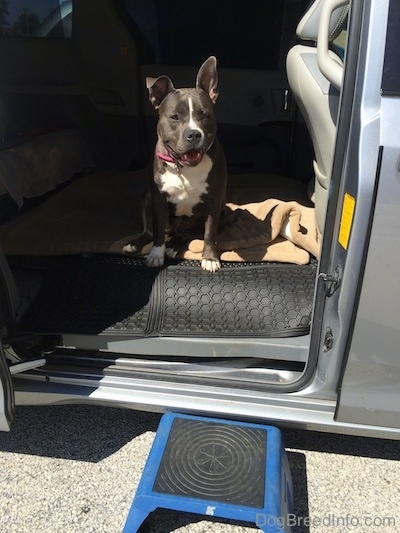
[332,0,400,429]
[336,103,400,429]
[0,247,18,431]
[0,342,13,431]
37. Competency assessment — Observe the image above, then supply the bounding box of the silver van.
[1,0,400,440]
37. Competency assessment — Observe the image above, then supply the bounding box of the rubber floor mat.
[13,255,317,337]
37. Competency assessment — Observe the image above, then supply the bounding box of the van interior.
[0,1,348,390]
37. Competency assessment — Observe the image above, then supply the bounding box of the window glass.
[382,0,400,95]
[123,0,284,69]
[0,0,72,38]
[332,21,348,61]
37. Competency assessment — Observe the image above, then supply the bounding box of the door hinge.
[319,265,341,295]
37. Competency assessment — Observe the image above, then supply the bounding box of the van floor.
[2,167,317,340]
[10,254,317,338]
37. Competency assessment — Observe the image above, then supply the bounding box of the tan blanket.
[0,169,319,264]
[182,198,320,265]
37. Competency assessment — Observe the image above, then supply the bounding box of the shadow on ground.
[2,405,399,532]
[0,404,161,462]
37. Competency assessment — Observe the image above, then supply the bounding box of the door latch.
[322,327,334,352]
[319,266,341,295]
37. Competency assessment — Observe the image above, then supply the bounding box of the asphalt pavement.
[0,404,399,532]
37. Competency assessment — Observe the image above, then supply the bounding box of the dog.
[123,56,227,272]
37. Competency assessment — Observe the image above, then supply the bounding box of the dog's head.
[147,56,219,167]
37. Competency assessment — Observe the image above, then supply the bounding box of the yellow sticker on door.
[338,193,356,250]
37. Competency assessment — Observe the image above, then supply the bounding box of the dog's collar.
[156,149,184,176]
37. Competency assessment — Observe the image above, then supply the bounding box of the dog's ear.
[146,75,175,109]
[196,56,218,104]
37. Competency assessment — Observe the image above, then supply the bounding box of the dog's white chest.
[159,155,212,216]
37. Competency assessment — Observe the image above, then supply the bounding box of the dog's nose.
[185,129,203,143]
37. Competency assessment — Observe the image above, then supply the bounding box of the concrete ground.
[0,404,399,532]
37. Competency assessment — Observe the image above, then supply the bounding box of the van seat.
[286,0,349,235]
[0,129,94,208]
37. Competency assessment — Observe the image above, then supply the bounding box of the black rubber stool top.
[153,417,267,508]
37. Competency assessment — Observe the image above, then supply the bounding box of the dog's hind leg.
[145,186,169,267]
[123,190,153,254]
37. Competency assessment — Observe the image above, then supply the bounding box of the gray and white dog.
[123,56,227,272]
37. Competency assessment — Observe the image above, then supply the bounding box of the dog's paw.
[146,244,166,267]
[122,243,139,254]
[165,247,178,259]
[201,258,221,272]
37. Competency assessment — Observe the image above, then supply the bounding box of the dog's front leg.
[146,189,168,268]
[202,204,221,273]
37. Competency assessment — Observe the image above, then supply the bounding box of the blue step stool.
[123,413,294,533]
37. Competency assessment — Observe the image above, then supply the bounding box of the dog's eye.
[201,111,210,120]
[170,114,179,121]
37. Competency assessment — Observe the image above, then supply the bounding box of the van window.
[332,22,348,60]
[0,0,72,38]
[122,0,285,69]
